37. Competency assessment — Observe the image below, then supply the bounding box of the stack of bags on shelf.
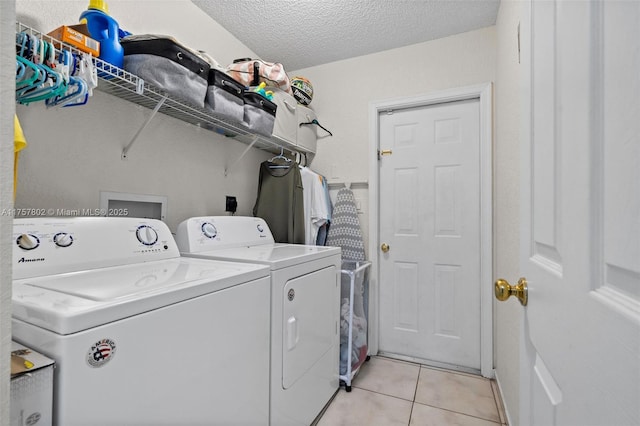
[42,0,322,147]
[119,33,318,149]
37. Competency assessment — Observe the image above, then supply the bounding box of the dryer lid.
[12,257,269,335]
[187,243,340,269]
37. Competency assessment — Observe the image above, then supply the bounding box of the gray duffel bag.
[122,35,210,108]
[243,92,277,137]
[205,69,245,123]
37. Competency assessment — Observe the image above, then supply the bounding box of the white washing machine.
[11,217,271,426]
[176,216,341,426]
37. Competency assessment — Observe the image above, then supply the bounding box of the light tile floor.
[316,356,508,426]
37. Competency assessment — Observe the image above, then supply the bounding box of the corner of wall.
[0,2,17,423]
[493,0,524,422]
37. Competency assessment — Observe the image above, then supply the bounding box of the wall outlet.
[331,165,340,180]
[225,196,237,213]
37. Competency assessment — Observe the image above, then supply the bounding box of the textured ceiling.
[192,0,500,71]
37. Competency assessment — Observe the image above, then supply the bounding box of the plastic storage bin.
[339,260,371,391]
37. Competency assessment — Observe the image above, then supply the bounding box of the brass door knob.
[381,243,390,253]
[494,277,528,306]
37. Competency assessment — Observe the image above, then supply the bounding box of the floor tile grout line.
[420,363,490,381]
[407,366,422,425]
[350,386,415,403]
[412,400,502,424]
[413,366,421,402]
[351,385,419,404]
[377,355,490,382]
[357,356,501,424]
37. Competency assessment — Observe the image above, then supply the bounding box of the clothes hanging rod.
[327,180,369,189]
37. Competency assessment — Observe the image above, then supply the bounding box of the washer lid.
[185,243,340,269]
[12,257,269,335]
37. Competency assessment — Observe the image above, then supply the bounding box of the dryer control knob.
[136,225,158,246]
[201,222,217,239]
[17,233,40,250]
[53,232,73,247]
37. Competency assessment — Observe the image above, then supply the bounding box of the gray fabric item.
[326,188,366,261]
[124,54,207,107]
[244,103,275,136]
[205,85,244,123]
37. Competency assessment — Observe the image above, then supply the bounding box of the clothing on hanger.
[253,158,305,244]
[315,175,332,246]
[300,167,331,246]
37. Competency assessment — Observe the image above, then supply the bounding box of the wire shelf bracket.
[224,135,260,177]
[121,95,168,160]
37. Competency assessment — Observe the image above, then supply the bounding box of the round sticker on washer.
[87,338,117,368]
[25,412,41,426]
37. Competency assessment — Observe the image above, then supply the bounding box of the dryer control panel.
[13,218,179,280]
[176,216,275,253]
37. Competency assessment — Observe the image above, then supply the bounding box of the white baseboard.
[494,369,514,425]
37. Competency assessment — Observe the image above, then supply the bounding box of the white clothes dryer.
[12,217,271,426]
[176,216,341,426]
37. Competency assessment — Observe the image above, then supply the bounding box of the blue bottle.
[79,0,124,68]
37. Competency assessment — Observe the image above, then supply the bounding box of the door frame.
[368,83,494,377]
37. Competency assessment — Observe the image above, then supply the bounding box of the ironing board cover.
[325,187,366,261]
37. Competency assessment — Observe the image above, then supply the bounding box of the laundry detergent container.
[79,0,123,67]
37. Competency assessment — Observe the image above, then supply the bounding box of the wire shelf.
[15,22,309,158]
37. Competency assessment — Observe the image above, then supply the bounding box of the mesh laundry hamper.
[339,260,371,391]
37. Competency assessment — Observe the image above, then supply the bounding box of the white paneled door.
[378,99,481,370]
[517,0,640,424]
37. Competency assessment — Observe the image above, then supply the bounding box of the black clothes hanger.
[299,118,333,137]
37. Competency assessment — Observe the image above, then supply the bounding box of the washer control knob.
[257,224,264,233]
[201,222,217,239]
[17,234,40,250]
[136,225,158,246]
[53,232,73,248]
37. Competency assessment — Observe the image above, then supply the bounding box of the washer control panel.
[53,232,73,248]
[201,222,218,239]
[13,217,179,280]
[175,216,274,253]
[136,225,159,246]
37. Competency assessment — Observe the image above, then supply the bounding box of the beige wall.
[295,26,496,180]
[15,0,270,232]
[293,26,497,257]
[494,0,522,423]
